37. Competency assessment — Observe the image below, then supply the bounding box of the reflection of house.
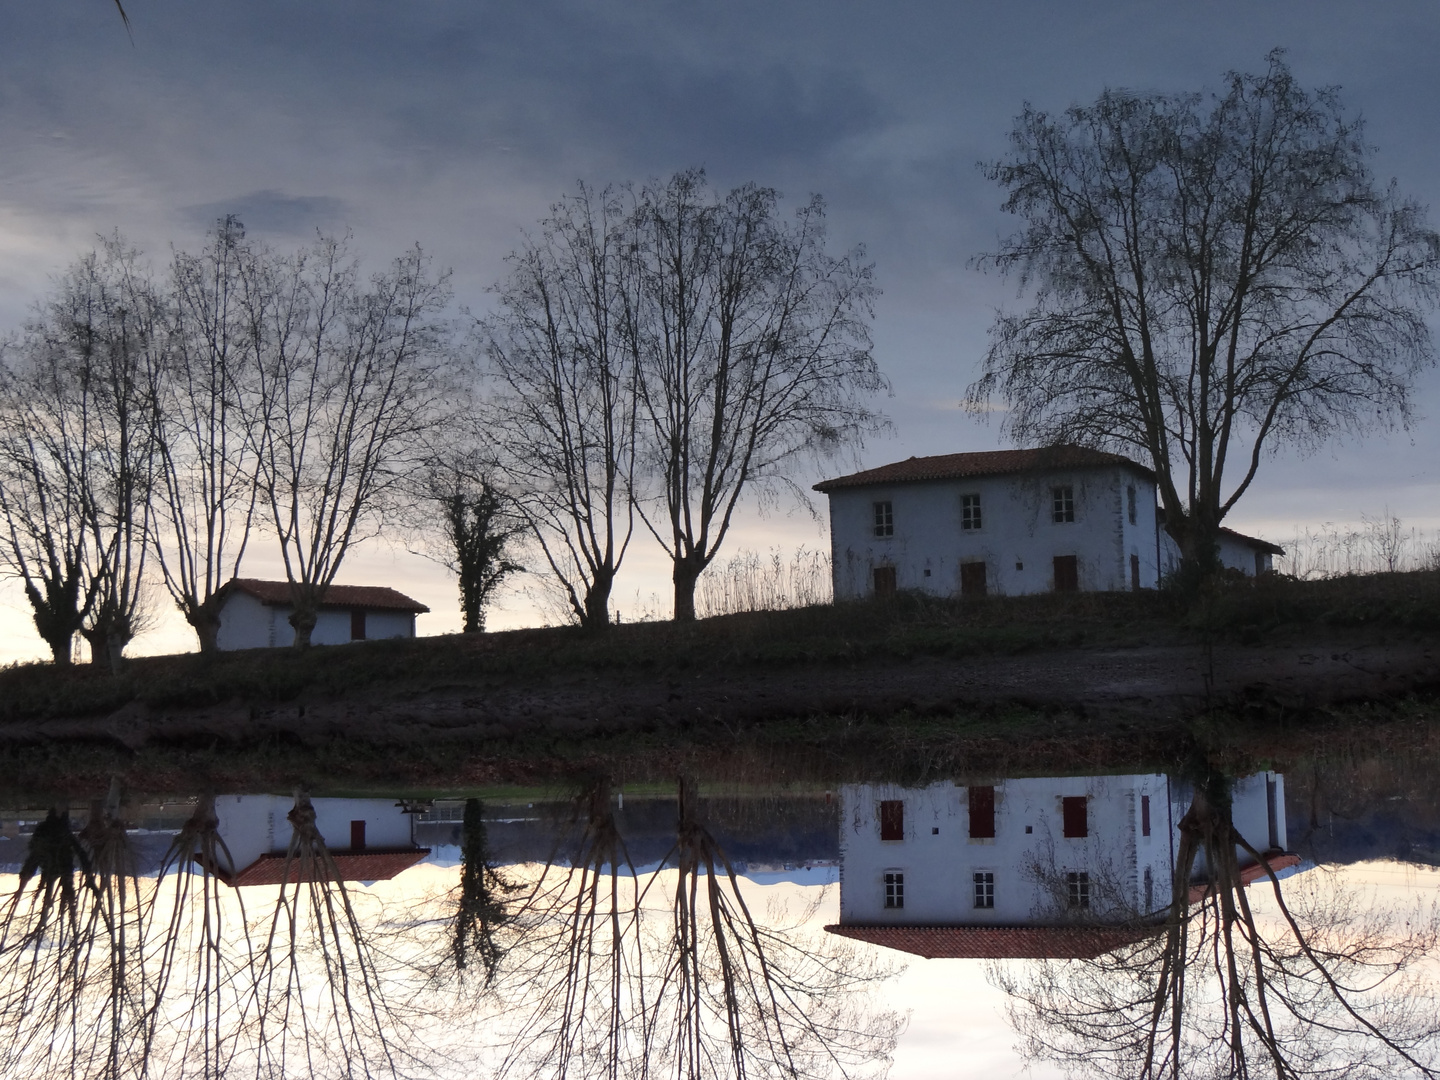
[210,795,429,886]
[814,446,1282,599]
[214,579,429,650]
[826,772,1292,959]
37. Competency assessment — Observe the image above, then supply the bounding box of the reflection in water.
[988,765,1440,1078]
[0,759,1436,1078]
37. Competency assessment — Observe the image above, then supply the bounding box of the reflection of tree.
[244,793,426,1080]
[498,777,648,1080]
[0,789,150,1079]
[994,767,1440,1079]
[649,776,901,1080]
[497,776,900,1080]
[143,795,255,1078]
[450,797,521,985]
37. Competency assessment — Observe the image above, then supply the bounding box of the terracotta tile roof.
[813,446,1154,493]
[1188,852,1300,904]
[207,848,431,887]
[221,578,430,613]
[824,924,1162,959]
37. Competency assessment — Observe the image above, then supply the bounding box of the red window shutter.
[1141,794,1151,837]
[880,800,904,841]
[1062,796,1088,838]
[968,785,995,838]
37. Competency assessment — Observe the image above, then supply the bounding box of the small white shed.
[214,578,429,650]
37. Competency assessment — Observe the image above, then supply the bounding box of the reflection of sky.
[2,857,1433,1078]
[5,3,1440,660]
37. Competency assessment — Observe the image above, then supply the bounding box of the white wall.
[214,795,416,873]
[827,466,1162,600]
[216,596,417,650]
[1158,532,1273,577]
[838,775,1174,926]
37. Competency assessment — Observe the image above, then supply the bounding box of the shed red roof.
[813,446,1153,493]
[207,848,431,887]
[1188,852,1300,904]
[222,578,429,613]
[824,924,1162,959]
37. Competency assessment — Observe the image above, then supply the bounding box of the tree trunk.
[672,556,705,623]
[45,634,73,667]
[582,574,613,631]
[188,600,222,654]
[289,604,318,650]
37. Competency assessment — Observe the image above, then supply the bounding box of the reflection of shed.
[210,795,429,887]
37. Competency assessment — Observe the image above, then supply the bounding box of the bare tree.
[993,769,1440,1079]
[481,185,642,630]
[967,51,1440,574]
[252,237,456,648]
[0,239,162,668]
[632,171,885,621]
[150,217,268,654]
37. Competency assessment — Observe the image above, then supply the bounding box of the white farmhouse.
[826,772,1296,959]
[210,794,429,886]
[814,446,1282,599]
[214,578,429,650]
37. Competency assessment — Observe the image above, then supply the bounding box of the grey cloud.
[183,190,349,236]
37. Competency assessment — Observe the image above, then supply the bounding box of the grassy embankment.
[1,570,1438,796]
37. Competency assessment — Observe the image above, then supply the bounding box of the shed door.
[350,820,367,850]
[872,566,897,597]
[1053,555,1079,593]
[960,561,987,597]
[351,609,367,640]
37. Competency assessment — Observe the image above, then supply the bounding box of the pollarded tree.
[967,51,1440,574]
[150,216,269,654]
[251,237,456,648]
[481,185,642,630]
[631,171,885,621]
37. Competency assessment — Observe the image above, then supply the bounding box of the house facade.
[814,446,1281,599]
[827,772,1294,958]
[214,578,429,650]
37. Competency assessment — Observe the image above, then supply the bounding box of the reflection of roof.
[1188,852,1300,904]
[205,848,431,887]
[823,924,1162,959]
[221,578,430,613]
[814,446,1153,493]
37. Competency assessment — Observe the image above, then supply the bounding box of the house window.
[1127,485,1137,525]
[968,785,996,839]
[973,871,995,909]
[1067,871,1091,909]
[1062,796,1088,838]
[1052,486,1075,523]
[351,609,367,641]
[1053,555,1078,593]
[884,871,904,909]
[880,800,904,841]
[872,566,897,597]
[961,493,982,531]
[960,561,987,597]
[1141,794,1151,837]
[873,501,894,537]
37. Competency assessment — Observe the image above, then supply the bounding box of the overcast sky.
[3,1,1439,659]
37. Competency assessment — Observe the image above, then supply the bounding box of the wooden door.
[1053,555,1078,593]
[1130,553,1141,591]
[960,561,987,597]
[872,565,897,596]
[350,819,367,850]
